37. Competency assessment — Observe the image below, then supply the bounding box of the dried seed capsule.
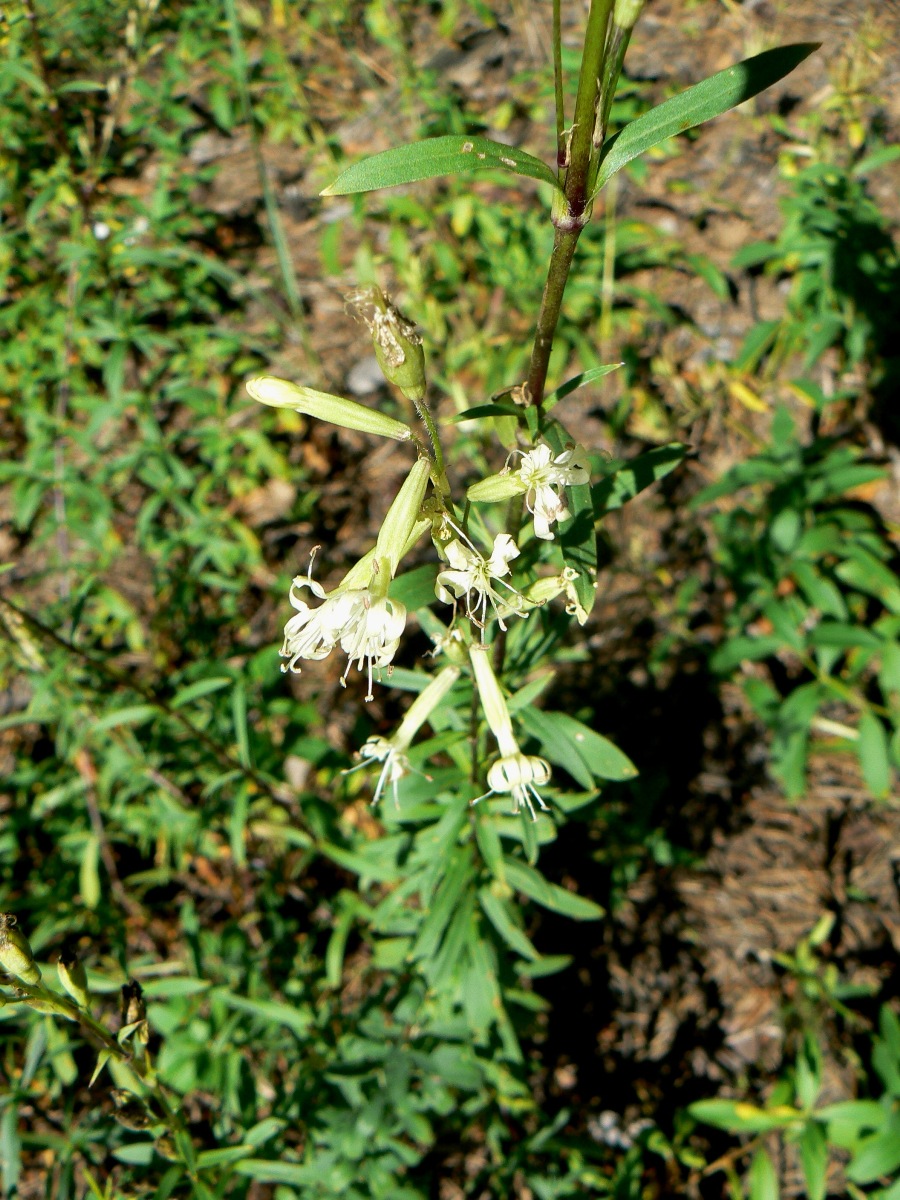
[111,1089,153,1131]
[348,287,427,403]
[58,943,91,1008]
[0,913,41,986]
[120,979,146,1026]
[120,979,150,1045]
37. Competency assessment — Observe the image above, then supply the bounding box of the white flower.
[344,666,461,806]
[281,562,406,701]
[480,752,552,821]
[469,646,553,821]
[338,593,407,700]
[281,574,353,665]
[355,735,411,808]
[517,442,590,540]
[435,533,528,636]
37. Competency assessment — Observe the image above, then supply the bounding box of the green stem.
[564,0,614,215]
[526,227,580,411]
[525,0,613,413]
[414,395,448,490]
[552,0,565,165]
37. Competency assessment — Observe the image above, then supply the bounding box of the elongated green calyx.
[348,287,427,403]
[613,0,644,29]
[393,665,461,750]
[58,944,90,1008]
[375,458,432,578]
[247,377,412,442]
[467,471,524,504]
[468,646,517,758]
[0,913,41,985]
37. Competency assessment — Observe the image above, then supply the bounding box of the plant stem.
[552,0,565,165]
[526,227,580,410]
[565,0,614,215]
[0,594,312,836]
[525,0,614,412]
[414,395,448,489]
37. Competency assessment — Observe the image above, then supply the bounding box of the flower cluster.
[249,293,593,817]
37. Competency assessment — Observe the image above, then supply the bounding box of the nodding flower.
[344,666,461,805]
[281,561,407,702]
[468,647,552,821]
[281,459,432,700]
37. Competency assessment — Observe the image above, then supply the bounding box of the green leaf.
[478,887,540,961]
[80,834,101,909]
[89,1050,112,1086]
[516,954,572,978]
[858,712,892,798]
[390,564,439,610]
[544,364,623,413]
[112,1143,155,1166]
[847,1113,900,1184]
[592,444,688,515]
[322,134,560,195]
[543,419,597,621]
[504,858,604,920]
[91,704,157,732]
[689,1099,802,1134]
[451,402,521,424]
[234,1161,309,1184]
[139,977,211,999]
[170,677,232,708]
[748,1149,780,1200]
[593,43,819,194]
[520,707,638,783]
[215,991,313,1038]
[319,835,407,883]
[798,1122,828,1200]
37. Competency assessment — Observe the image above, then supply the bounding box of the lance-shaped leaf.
[322,134,561,196]
[592,443,688,517]
[592,43,819,196]
[544,363,623,414]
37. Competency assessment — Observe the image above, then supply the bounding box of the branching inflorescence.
[248,291,590,814]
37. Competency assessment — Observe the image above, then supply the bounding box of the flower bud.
[247,376,412,442]
[375,457,432,578]
[348,287,426,402]
[58,943,90,1008]
[0,913,41,986]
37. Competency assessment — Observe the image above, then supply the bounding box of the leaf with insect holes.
[592,43,819,196]
[322,135,562,195]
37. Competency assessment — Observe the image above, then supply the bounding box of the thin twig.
[0,594,314,844]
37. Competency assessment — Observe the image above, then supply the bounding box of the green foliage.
[592,43,820,195]
[696,407,898,798]
[732,159,900,380]
[692,1008,900,1199]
